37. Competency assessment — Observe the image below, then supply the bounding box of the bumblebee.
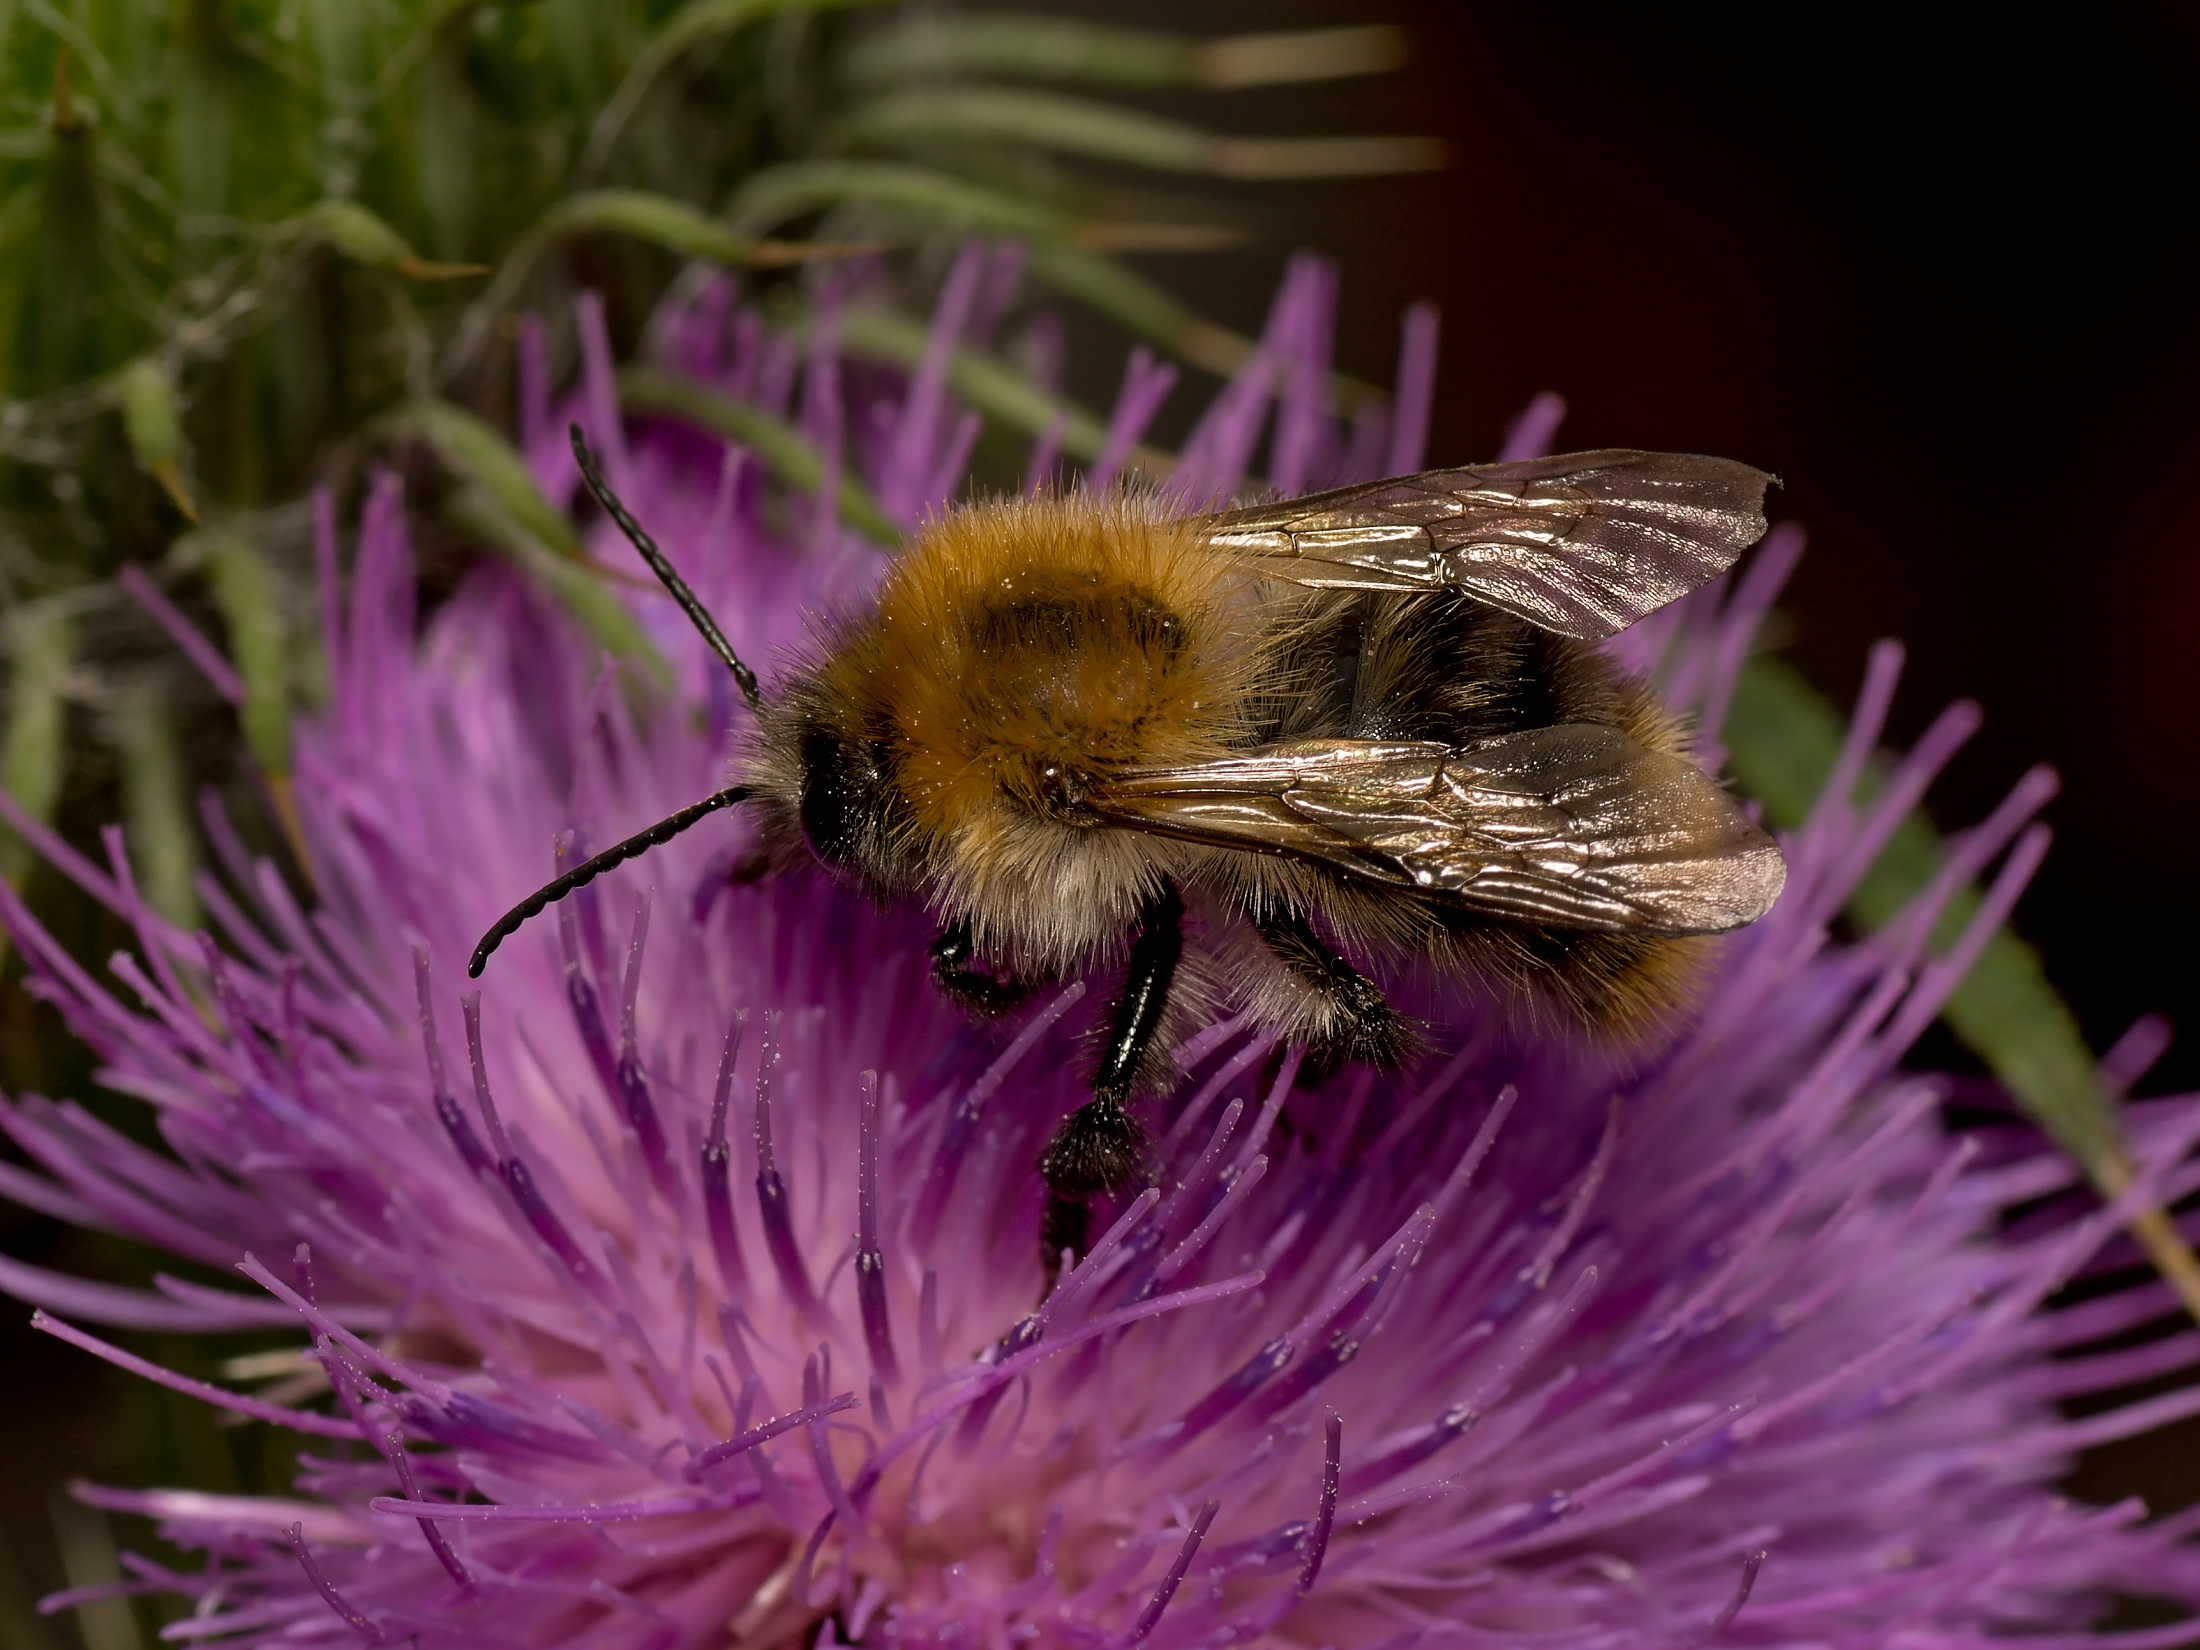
[473,428,1786,1265]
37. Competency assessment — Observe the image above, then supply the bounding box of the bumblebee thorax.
[824,494,1246,841]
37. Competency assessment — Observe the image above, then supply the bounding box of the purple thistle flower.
[6,251,2200,1650]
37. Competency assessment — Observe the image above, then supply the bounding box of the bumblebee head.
[795,722,893,875]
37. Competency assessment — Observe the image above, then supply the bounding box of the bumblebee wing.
[1090,724,1785,934]
[1195,450,1774,639]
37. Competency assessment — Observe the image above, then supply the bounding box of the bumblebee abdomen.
[1263,589,1685,759]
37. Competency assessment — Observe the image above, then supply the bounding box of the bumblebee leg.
[1253,908,1414,1073]
[929,919,1030,1017]
[1038,881,1183,1274]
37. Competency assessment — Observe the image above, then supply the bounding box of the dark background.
[1118,0,2200,1101]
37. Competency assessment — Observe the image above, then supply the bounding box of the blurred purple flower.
[5,246,2200,1650]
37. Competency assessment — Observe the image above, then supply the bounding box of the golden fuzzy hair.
[804,491,1256,968]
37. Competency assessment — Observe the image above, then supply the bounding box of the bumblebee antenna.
[468,785,753,977]
[569,423,762,713]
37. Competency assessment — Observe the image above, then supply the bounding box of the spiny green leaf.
[539,190,777,265]
[290,199,486,279]
[305,196,420,269]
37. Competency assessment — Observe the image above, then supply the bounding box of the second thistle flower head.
[8,251,2200,1650]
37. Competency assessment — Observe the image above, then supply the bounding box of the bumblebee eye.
[797,725,877,869]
